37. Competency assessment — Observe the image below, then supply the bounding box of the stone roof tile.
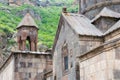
[62,13,103,36]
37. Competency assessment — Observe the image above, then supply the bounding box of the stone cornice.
[78,37,120,62]
[0,51,51,73]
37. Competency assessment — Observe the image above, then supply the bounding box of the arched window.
[62,42,69,73]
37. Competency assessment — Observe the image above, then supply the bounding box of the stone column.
[35,42,37,51]
[31,41,35,51]
[22,40,26,51]
[18,42,21,50]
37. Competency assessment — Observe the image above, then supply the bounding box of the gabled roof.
[52,12,103,52]
[91,7,120,23]
[16,13,39,29]
[62,13,103,36]
[104,20,120,35]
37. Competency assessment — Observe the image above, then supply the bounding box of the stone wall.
[45,71,53,80]
[14,52,52,80]
[53,20,80,80]
[79,38,120,80]
[8,0,38,6]
[80,0,120,19]
[79,36,103,55]
[46,77,53,80]
[0,52,52,80]
[105,29,120,42]
[114,47,120,80]
[0,55,14,80]
[92,17,118,33]
[53,15,104,80]
[80,49,115,80]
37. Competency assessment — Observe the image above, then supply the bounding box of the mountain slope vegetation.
[0,0,78,50]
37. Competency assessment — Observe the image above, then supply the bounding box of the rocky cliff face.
[8,0,52,7]
[0,0,8,4]
[80,0,120,19]
[8,0,40,6]
[1,0,77,7]
[0,0,41,6]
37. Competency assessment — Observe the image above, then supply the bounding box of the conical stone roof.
[16,13,39,29]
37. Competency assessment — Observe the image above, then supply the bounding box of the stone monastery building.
[53,0,120,80]
[1,0,120,80]
[0,13,53,80]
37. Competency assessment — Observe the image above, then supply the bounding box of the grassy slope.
[0,1,78,48]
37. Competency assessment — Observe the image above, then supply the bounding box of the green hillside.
[0,1,78,49]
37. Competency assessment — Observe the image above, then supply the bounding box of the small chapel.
[0,13,53,80]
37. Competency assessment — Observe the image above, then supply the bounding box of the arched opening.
[26,36,31,51]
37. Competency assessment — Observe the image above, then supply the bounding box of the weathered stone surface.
[53,20,80,80]
[80,0,120,19]
[8,0,39,6]
[105,29,120,42]
[16,13,38,51]
[93,18,118,33]
[0,56,14,80]
[114,69,120,79]
[79,39,120,80]
[0,51,52,80]
[79,36,103,54]
[79,50,114,80]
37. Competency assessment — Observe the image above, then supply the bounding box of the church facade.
[53,0,120,80]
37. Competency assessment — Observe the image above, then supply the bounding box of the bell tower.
[16,13,39,51]
[80,0,120,19]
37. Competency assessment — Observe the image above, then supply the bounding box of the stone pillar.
[18,42,21,50]
[22,40,26,51]
[35,42,37,51]
[31,41,35,51]
[35,36,38,51]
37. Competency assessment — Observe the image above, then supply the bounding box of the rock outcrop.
[8,0,40,6]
